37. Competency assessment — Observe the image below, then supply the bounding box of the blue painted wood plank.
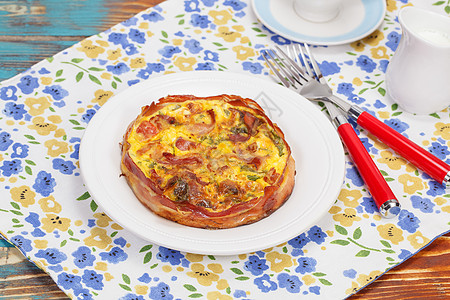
[0,0,157,81]
[0,260,41,278]
[0,0,110,36]
[0,258,69,298]
[0,239,12,247]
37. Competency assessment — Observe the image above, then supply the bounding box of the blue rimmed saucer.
[251,0,386,45]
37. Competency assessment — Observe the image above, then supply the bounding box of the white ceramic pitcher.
[385,7,450,114]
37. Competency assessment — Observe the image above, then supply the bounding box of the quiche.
[120,94,295,229]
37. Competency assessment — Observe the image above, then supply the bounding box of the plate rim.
[79,71,345,255]
[251,0,387,46]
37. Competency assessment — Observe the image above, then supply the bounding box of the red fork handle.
[337,123,401,217]
[356,111,450,185]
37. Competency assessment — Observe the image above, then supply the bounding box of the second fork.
[272,44,450,187]
[263,45,402,218]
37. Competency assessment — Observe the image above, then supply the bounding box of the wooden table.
[0,0,449,298]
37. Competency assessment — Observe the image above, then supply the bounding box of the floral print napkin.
[1,0,449,299]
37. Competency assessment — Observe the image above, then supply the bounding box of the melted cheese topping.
[127,99,289,212]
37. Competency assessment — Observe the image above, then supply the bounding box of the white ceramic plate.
[251,0,386,45]
[79,71,345,255]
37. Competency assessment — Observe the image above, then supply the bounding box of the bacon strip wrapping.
[120,94,295,229]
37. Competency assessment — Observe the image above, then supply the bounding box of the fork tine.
[262,51,292,88]
[274,45,309,82]
[303,44,327,84]
[268,50,300,85]
[295,44,316,80]
[286,44,300,67]
[263,48,312,90]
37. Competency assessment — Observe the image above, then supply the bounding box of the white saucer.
[251,0,386,45]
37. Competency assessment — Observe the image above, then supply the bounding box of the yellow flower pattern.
[130,57,146,69]
[187,263,221,286]
[107,48,122,60]
[370,46,389,59]
[266,251,294,272]
[209,10,233,25]
[28,116,57,136]
[174,56,197,71]
[232,45,255,60]
[207,291,233,300]
[215,26,242,42]
[41,214,71,233]
[338,189,362,208]
[434,122,450,140]
[377,223,404,245]
[350,40,365,52]
[83,227,112,249]
[10,185,36,207]
[345,281,360,295]
[386,0,398,12]
[91,89,114,106]
[77,39,105,58]
[398,174,424,194]
[40,77,53,85]
[38,196,62,213]
[332,208,362,227]
[362,30,384,46]
[357,270,382,286]
[377,150,415,172]
[24,97,52,116]
[407,231,431,249]
[345,270,382,295]
[44,139,69,157]
[93,212,113,227]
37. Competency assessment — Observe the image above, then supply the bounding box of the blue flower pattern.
[244,255,269,276]
[10,235,33,252]
[3,102,27,120]
[82,269,104,290]
[42,85,69,101]
[17,75,39,94]
[254,274,278,292]
[0,159,23,176]
[36,248,68,264]
[295,257,317,274]
[72,246,96,268]
[0,86,18,101]
[156,247,184,265]
[99,246,128,264]
[0,131,13,151]
[277,273,302,293]
[32,171,56,197]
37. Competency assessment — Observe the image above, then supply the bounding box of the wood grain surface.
[0,0,164,81]
[0,0,449,299]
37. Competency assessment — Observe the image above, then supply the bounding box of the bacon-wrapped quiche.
[120,94,295,229]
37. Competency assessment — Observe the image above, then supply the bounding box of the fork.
[269,44,450,188]
[263,45,401,218]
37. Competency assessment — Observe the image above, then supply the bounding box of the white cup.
[385,7,450,114]
[293,0,342,23]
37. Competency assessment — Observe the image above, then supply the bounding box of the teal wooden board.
[0,0,142,81]
[0,0,109,36]
[0,260,41,279]
[0,239,12,247]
